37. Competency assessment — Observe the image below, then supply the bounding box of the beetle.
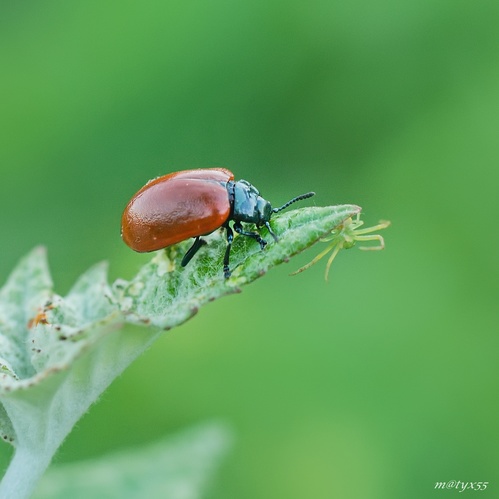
[121,168,314,278]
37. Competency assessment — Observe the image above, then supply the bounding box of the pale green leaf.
[0,203,367,499]
[33,422,233,499]
[115,205,361,329]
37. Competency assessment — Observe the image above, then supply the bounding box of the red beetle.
[121,168,314,277]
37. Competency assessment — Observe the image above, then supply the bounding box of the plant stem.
[0,443,55,499]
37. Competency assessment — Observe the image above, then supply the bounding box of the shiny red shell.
[121,168,235,252]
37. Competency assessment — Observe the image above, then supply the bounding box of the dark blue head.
[230,179,315,240]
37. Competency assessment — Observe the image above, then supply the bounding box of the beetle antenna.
[272,192,315,213]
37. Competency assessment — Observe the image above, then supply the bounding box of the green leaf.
[0,203,363,498]
[0,247,51,384]
[115,205,361,328]
[0,249,155,499]
[33,422,233,499]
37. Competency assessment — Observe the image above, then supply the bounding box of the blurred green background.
[1,1,499,497]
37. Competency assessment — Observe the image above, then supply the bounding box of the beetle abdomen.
[122,177,231,252]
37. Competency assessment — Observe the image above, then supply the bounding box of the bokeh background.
[1,1,499,498]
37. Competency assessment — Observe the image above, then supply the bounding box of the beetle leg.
[223,225,234,278]
[233,221,267,250]
[181,236,207,267]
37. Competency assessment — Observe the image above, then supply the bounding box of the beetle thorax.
[231,180,272,226]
